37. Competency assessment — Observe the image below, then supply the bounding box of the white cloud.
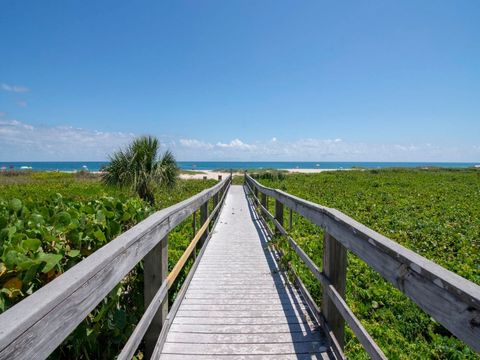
[0,118,134,161]
[16,100,28,108]
[216,138,255,150]
[1,83,30,93]
[1,118,479,162]
[179,138,214,150]
[171,136,480,162]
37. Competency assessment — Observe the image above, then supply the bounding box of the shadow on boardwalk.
[243,187,333,360]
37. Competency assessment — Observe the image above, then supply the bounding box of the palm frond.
[157,150,178,188]
[102,136,178,204]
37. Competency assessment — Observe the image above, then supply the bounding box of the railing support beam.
[322,232,347,350]
[200,201,209,246]
[289,208,293,231]
[275,199,284,234]
[261,193,267,210]
[144,234,168,359]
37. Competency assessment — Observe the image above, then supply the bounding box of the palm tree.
[102,136,178,204]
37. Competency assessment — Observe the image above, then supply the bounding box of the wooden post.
[275,199,284,234]
[213,193,219,210]
[200,200,209,246]
[322,232,347,349]
[254,187,258,200]
[144,235,168,359]
[192,210,197,235]
[261,193,267,210]
[289,208,293,231]
[218,175,222,181]
[260,194,268,219]
[192,211,197,260]
[203,175,207,180]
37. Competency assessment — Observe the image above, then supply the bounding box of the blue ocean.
[0,161,478,172]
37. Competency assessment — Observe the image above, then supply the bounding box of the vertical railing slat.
[322,232,347,349]
[144,234,168,359]
[261,193,267,211]
[200,201,209,246]
[275,199,284,235]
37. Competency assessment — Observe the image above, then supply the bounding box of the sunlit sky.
[1,1,479,161]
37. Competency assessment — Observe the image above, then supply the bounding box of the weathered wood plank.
[144,235,169,358]
[161,342,328,355]
[179,304,307,312]
[322,232,347,349]
[275,198,284,235]
[166,331,324,344]
[199,201,208,246]
[160,354,329,360]
[172,315,313,325]
[175,309,310,318]
[169,322,316,334]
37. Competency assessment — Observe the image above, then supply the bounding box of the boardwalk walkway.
[2,177,478,359]
[158,185,334,359]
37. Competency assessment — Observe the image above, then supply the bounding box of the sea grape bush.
[0,173,216,359]
[0,193,153,312]
[255,168,480,359]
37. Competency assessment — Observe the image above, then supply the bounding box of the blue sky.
[0,0,479,161]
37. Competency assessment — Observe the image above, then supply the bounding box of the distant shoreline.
[1,161,478,173]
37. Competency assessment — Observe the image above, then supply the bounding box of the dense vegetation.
[254,168,480,359]
[0,171,216,359]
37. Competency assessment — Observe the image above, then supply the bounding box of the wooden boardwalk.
[3,176,478,360]
[157,185,334,359]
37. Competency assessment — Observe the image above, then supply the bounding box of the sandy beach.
[179,168,344,180]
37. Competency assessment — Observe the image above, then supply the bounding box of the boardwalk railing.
[0,175,231,360]
[245,173,480,359]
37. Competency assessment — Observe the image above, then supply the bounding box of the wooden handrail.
[0,176,231,360]
[245,173,480,353]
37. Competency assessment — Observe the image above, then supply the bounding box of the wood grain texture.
[275,198,284,235]
[322,232,347,349]
[245,174,480,352]
[144,235,169,358]
[200,201,208,247]
[0,177,231,360]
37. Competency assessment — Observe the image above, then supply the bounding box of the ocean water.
[0,161,478,172]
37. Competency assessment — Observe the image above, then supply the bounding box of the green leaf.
[7,226,17,240]
[94,230,106,242]
[67,249,80,258]
[113,309,127,330]
[0,216,7,229]
[38,253,63,273]
[108,221,121,236]
[22,238,42,252]
[9,198,22,212]
[55,211,71,226]
[30,213,44,225]
[4,250,31,269]
[96,210,106,223]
